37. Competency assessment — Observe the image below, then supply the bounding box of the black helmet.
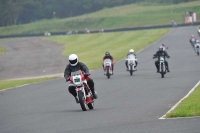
[105,51,110,56]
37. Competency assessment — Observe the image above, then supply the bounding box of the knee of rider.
[88,79,94,86]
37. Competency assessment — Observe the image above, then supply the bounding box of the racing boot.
[75,97,79,104]
[166,67,170,72]
[91,87,98,99]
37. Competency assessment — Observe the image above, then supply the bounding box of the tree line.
[0,0,196,27]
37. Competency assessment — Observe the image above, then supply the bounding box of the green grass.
[166,84,200,118]
[0,1,199,36]
[0,46,6,55]
[0,77,59,90]
[45,28,171,70]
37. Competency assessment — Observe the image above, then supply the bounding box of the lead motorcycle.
[103,59,113,79]
[126,54,137,76]
[67,70,94,111]
[153,55,167,78]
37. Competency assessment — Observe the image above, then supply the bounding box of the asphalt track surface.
[1,26,200,133]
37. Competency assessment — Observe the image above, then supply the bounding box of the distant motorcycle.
[190,38,196,48]
[126,54,137,76]
[67,70,94,111]
[153,56,167,78]
[195,45,200,56]
[103,59,113,79]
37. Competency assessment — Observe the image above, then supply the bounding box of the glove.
[66,77,70,82]
[168,56,170,58]
[84,73,90,78]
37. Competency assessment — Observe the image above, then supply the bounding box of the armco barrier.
[0,22,200,39]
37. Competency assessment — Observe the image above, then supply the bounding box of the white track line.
[159,80,200,119]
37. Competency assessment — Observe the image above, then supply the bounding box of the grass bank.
[0,77,59,91]
[45,28,171,70]
[166,83,200,118]
[0,1,199,35]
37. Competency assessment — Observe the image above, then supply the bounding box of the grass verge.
[45,28,171,70]
[0,77,59,91]
[0,46,6,56]
[166,83,200,118]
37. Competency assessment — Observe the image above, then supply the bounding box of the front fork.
[76,87,86,102]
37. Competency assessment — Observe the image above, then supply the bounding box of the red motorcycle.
[67,70,94,111]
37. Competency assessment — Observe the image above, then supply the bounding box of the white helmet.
[69,54,78,66]
[129,49,134,53]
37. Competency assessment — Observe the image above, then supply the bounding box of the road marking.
[159,80,200,119]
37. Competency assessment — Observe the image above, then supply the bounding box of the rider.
[190,35,196,42]
[102,51,114,75]
[195,40,200,52]
[125,49,138,71]
[64,54,98,103]
[153,46,170,73]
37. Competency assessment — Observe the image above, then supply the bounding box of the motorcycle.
[153,56,167,78]
[126,54,137,76]
[195,45,200,56]
[190,38,196,48]
[67,70,94,111]
[103,59,113,79]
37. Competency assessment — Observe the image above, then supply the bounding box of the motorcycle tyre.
[106,67,110,79]
[78,91,87,111]
[130,65,133,76]
[161,64,164,78]
[87,102,94,110]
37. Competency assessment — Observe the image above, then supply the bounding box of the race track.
[0,26,200,133]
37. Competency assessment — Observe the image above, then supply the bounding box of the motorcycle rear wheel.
[78,91,87,111]
[87,102,94,110]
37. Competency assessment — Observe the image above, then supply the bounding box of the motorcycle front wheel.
[130,65,133,76]
[106,67,110,79]
[161,64,164,78]
[78,91,87,111]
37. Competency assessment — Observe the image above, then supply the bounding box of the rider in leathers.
[195,40,200,53]
[102,51,114,74]
[64,54,98,103]
[154,46,170,72]
[125,49,138,71]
